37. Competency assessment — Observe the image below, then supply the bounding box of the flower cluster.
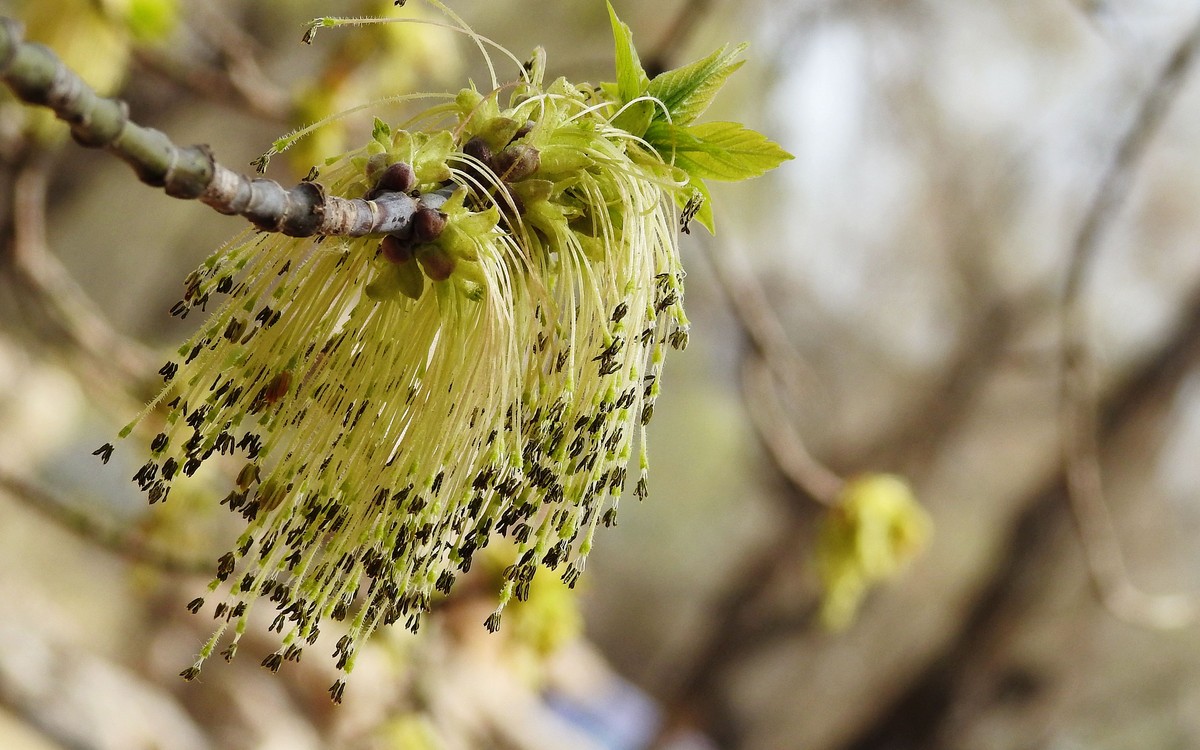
[102,5,790,699]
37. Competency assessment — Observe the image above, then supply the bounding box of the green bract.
[109,4,790,698]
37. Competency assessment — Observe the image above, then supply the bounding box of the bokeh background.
[2,0,1200,748]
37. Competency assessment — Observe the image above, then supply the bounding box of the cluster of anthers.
[93,2,790,701]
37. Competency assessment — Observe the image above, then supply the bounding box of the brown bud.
[514,120,536,140]
[462,136,494,166]
[381,234,414,263]
[494,144,540,182]
[413,207,447,242]
[417,246,456,281]
[376,162,416,193]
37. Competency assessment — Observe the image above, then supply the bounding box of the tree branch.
[0,17,442,239]
[0,467,211,576]
[1059,14,1200,630]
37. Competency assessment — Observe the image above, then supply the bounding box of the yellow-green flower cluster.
[815,474,932,630]
[116,54,691,696]
[103,4,790,699]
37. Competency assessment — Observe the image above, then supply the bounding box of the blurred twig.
[0,467,211,575]
[1059,15,1200,630]
[645,0,716,76]
[1,155,157,388]
[132,1,290,121]
[742,355,843,503]
[700,235,844,504]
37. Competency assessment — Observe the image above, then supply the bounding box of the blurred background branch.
[1059,12,1200,630]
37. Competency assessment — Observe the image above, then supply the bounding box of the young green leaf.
[372,116,391,146]
[612,99,654,139]
[646,43,747,126]
[607,1,649,104]
[648,121,793,182]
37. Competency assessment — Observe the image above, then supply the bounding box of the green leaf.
[611,99,654,139]
[372,117,391,147]
[607,1,649,104]
[648,121,792,182]
[646,43,747,126]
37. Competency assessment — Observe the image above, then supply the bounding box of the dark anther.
[179,666,201,681]
[216,552,236,581]
[640,404,655,425]
[133,461,157,488]
[562,565,581,589]
[185,597,205,614]
[148,482,168,504]
[680,192,704,234]
[93,443,114,464]
[150,432,168,453]
[329,679,347,704]
[484,612,502,633]
[223,317,246,341]
[158,361,178,382]
[261,653,283,673]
